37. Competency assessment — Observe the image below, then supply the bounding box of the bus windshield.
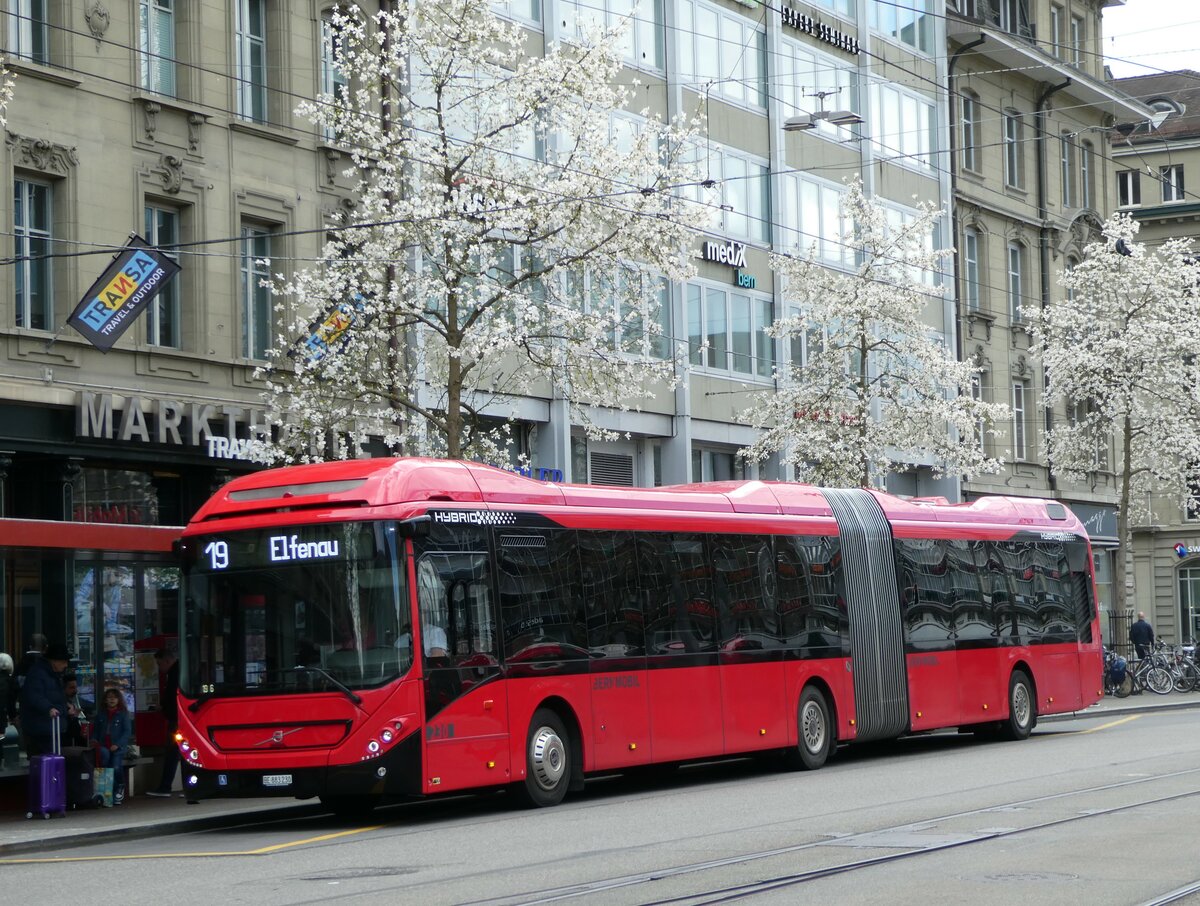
[180,521,410,697]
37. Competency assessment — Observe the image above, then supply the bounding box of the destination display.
[186,525,380,573]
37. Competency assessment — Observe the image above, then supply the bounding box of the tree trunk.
[1115,412,1134,616]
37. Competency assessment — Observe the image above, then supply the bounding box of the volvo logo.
[254,727,303,747]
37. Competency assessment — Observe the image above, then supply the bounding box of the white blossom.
[254,0,705,464]
[741,179,1008,488]
[1029,213,1200,613]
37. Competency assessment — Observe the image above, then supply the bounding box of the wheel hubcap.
[801,701,825,753]
[1012,683,1030,727]
[530,726,566,791]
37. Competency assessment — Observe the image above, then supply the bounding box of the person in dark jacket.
[17,642,73,756]
[0,652,17,727]
[93,687,132,805]
[1130,612,1155,659]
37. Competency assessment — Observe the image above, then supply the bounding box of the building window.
[780,174,850,266]
[686,282,773,379]
[139,0,176,96]
[686,143,769,242]
[1012,380,1027,461]
[1048,5,1061,57]
[240,224,273,359]
[971,374,985,447]
[692,446,746,481]
[1065,255,1078,305]
[963,227,980,311]
[998,0,1029,36]
[319,12,348,140]
[870,83,935,171]
[1007,242,1024,323]
[1070,15,1083,66]
[677,0,765,108]
[14,178,52,330]
[1161,165,1185,203]
[1060,133,1075,208]
[1003,111,1023,189]
[870,0,933,54]
[493,0,541,24]
[145,205,181,348]
[1179,566,1200,644]
[235,0,268,122]
[561,0,661,68]
[778,38,857,142]
[1081,140,1094,209]
[961,92,980,172]
[7,0,48,63]
[1117,169,1141,207]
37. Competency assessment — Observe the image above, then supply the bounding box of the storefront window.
[70,468,161,525]
[1179,566,1200,643]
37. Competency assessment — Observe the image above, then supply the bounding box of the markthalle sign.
[68,236,181,352]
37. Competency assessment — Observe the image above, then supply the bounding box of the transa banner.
[68,236,181,352]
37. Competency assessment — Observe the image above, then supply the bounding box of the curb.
[0,801,324,858]
[1040,695,1200,723]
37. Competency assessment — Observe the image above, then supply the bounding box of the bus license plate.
[262,774,292,787]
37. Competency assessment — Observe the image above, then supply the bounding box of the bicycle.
[1103,647,1133,698]
[1130,644,1173,695]
[1165,642,1199,692]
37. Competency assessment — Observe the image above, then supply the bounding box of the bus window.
[578,531,643,658]
[776,535,845,658]
[712,534,777,652]
[497,531,586,662]
[895,538,953,651]
[638,533,716,655]
[947,539,995,646]
[413,552,493,665]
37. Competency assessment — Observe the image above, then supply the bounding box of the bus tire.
[320,794,381,819]
[793,686,832,770]
[517,708,571,808]
[1000,670,1035,741]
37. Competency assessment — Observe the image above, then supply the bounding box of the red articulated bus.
[173,457,1102,813]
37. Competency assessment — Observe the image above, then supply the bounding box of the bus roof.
[188,457,1086,537]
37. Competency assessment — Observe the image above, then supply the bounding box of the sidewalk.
[1,692,1196,857]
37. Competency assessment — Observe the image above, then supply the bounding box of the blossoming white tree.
[741,179,1008,488]
[1030,214,1200,614]
[256,0,704,464]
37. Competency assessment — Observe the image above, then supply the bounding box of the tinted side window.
[948,540,995,646]
[994,540,1040,643]
[1034,541,1075,643]
[497,530,586,661]
[639,533,716,655]
[579,530,644,657]
[416,552,493,662]
[712,534,777,651]
[1067,541,1095,643]
[895,538,953,651]
[777,535,846,658]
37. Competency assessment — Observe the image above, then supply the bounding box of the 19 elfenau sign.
[68,236,181,352]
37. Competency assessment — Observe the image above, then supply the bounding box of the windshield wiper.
[293,665,363,706]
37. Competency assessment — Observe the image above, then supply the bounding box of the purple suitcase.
[27,715,66,819]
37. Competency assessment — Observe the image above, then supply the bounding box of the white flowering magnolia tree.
[741,179,1008,488]
[1030,214,1200,614]
[255,0,705,464]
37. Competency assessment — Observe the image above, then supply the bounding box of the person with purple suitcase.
[19,643,73,818]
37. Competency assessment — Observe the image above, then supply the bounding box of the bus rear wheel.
[1000,670,1036,741]
[517,708,571,808]
[791,686,832,770]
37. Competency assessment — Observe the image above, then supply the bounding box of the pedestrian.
[1130,611,1155,659]
[0,652,17,728]
[17,642,73,757]
[15,633,47,688]
[92,687,132,805]
[146,648,179,798]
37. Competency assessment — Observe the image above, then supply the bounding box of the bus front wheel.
[1000,670,1036,741]
[517,708,571,808]
[792,686,832,770]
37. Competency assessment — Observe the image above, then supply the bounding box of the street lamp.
[783,88,864,132]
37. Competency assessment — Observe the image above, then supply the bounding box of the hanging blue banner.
[68,236,181,352]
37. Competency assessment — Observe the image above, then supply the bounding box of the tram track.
[450,767,1200,906]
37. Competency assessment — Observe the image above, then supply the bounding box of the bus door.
[415,550,509,794]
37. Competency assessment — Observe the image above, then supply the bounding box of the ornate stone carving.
[156,153,184,194]
[84,0,110,47]
[324,147,342,186]
[4,132,79,174]
[143,100,161,142]
[187,113,205,154]
[1013,354,1031,379]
